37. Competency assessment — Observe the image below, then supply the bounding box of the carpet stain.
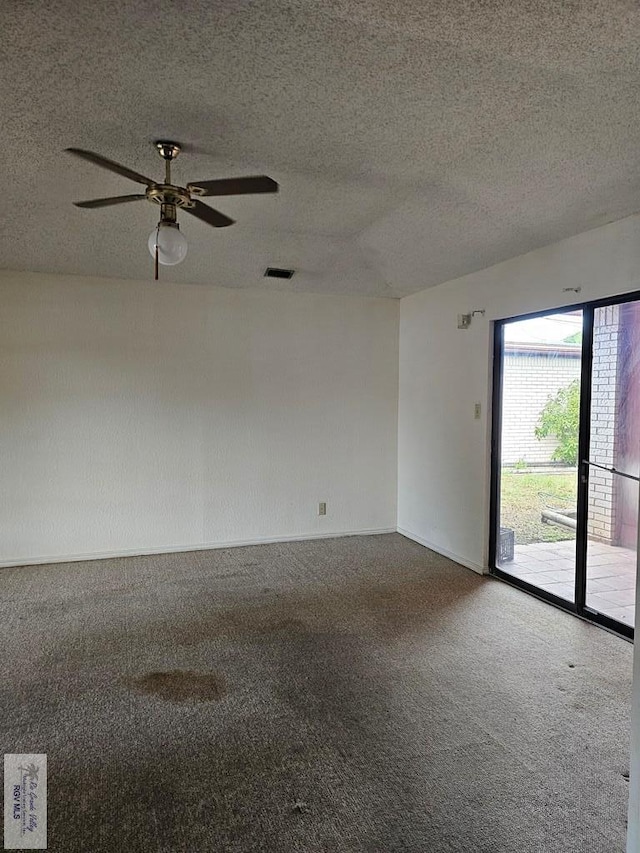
[263,617,307,633]
[125,671,227,702]
[152,576,477,648]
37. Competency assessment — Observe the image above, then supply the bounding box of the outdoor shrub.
[534,378,580,465]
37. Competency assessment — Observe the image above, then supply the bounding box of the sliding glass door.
[583,303,640,630]
[491,296,639,639]
[493,312,582,604]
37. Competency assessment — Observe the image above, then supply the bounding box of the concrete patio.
[498,538,636,627]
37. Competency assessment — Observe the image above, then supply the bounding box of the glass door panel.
[584,303,640,629]
[496,311,582,603]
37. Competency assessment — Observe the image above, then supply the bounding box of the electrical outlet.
[474,403,481,419]
[318,502,327,516]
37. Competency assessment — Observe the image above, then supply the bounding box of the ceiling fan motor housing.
[146,184,194,215]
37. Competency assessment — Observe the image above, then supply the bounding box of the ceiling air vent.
[264,267,295,279]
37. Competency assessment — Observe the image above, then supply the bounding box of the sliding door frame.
[489,289,640,642]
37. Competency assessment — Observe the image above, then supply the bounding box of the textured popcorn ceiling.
[2,0,640,297]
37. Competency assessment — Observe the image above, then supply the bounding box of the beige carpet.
[0,533,632,851]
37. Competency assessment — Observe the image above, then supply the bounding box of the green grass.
[499,469,578,545]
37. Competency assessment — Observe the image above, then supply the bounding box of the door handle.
[581,459,640,483]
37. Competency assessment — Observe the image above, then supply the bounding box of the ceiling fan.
[67,141,278,278]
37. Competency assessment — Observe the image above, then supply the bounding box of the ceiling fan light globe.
[148,223,188,266]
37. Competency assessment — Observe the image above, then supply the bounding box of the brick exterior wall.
[587,305,620,544]
[501,345,581,465]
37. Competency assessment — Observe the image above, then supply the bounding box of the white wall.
[0,271,398,565]
[627,488,640,852]
[397,214,640,572]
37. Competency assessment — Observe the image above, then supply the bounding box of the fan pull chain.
[154,223,160,281]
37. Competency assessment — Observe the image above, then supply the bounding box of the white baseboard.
[0,527,397,569]
[396,527,485,575]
